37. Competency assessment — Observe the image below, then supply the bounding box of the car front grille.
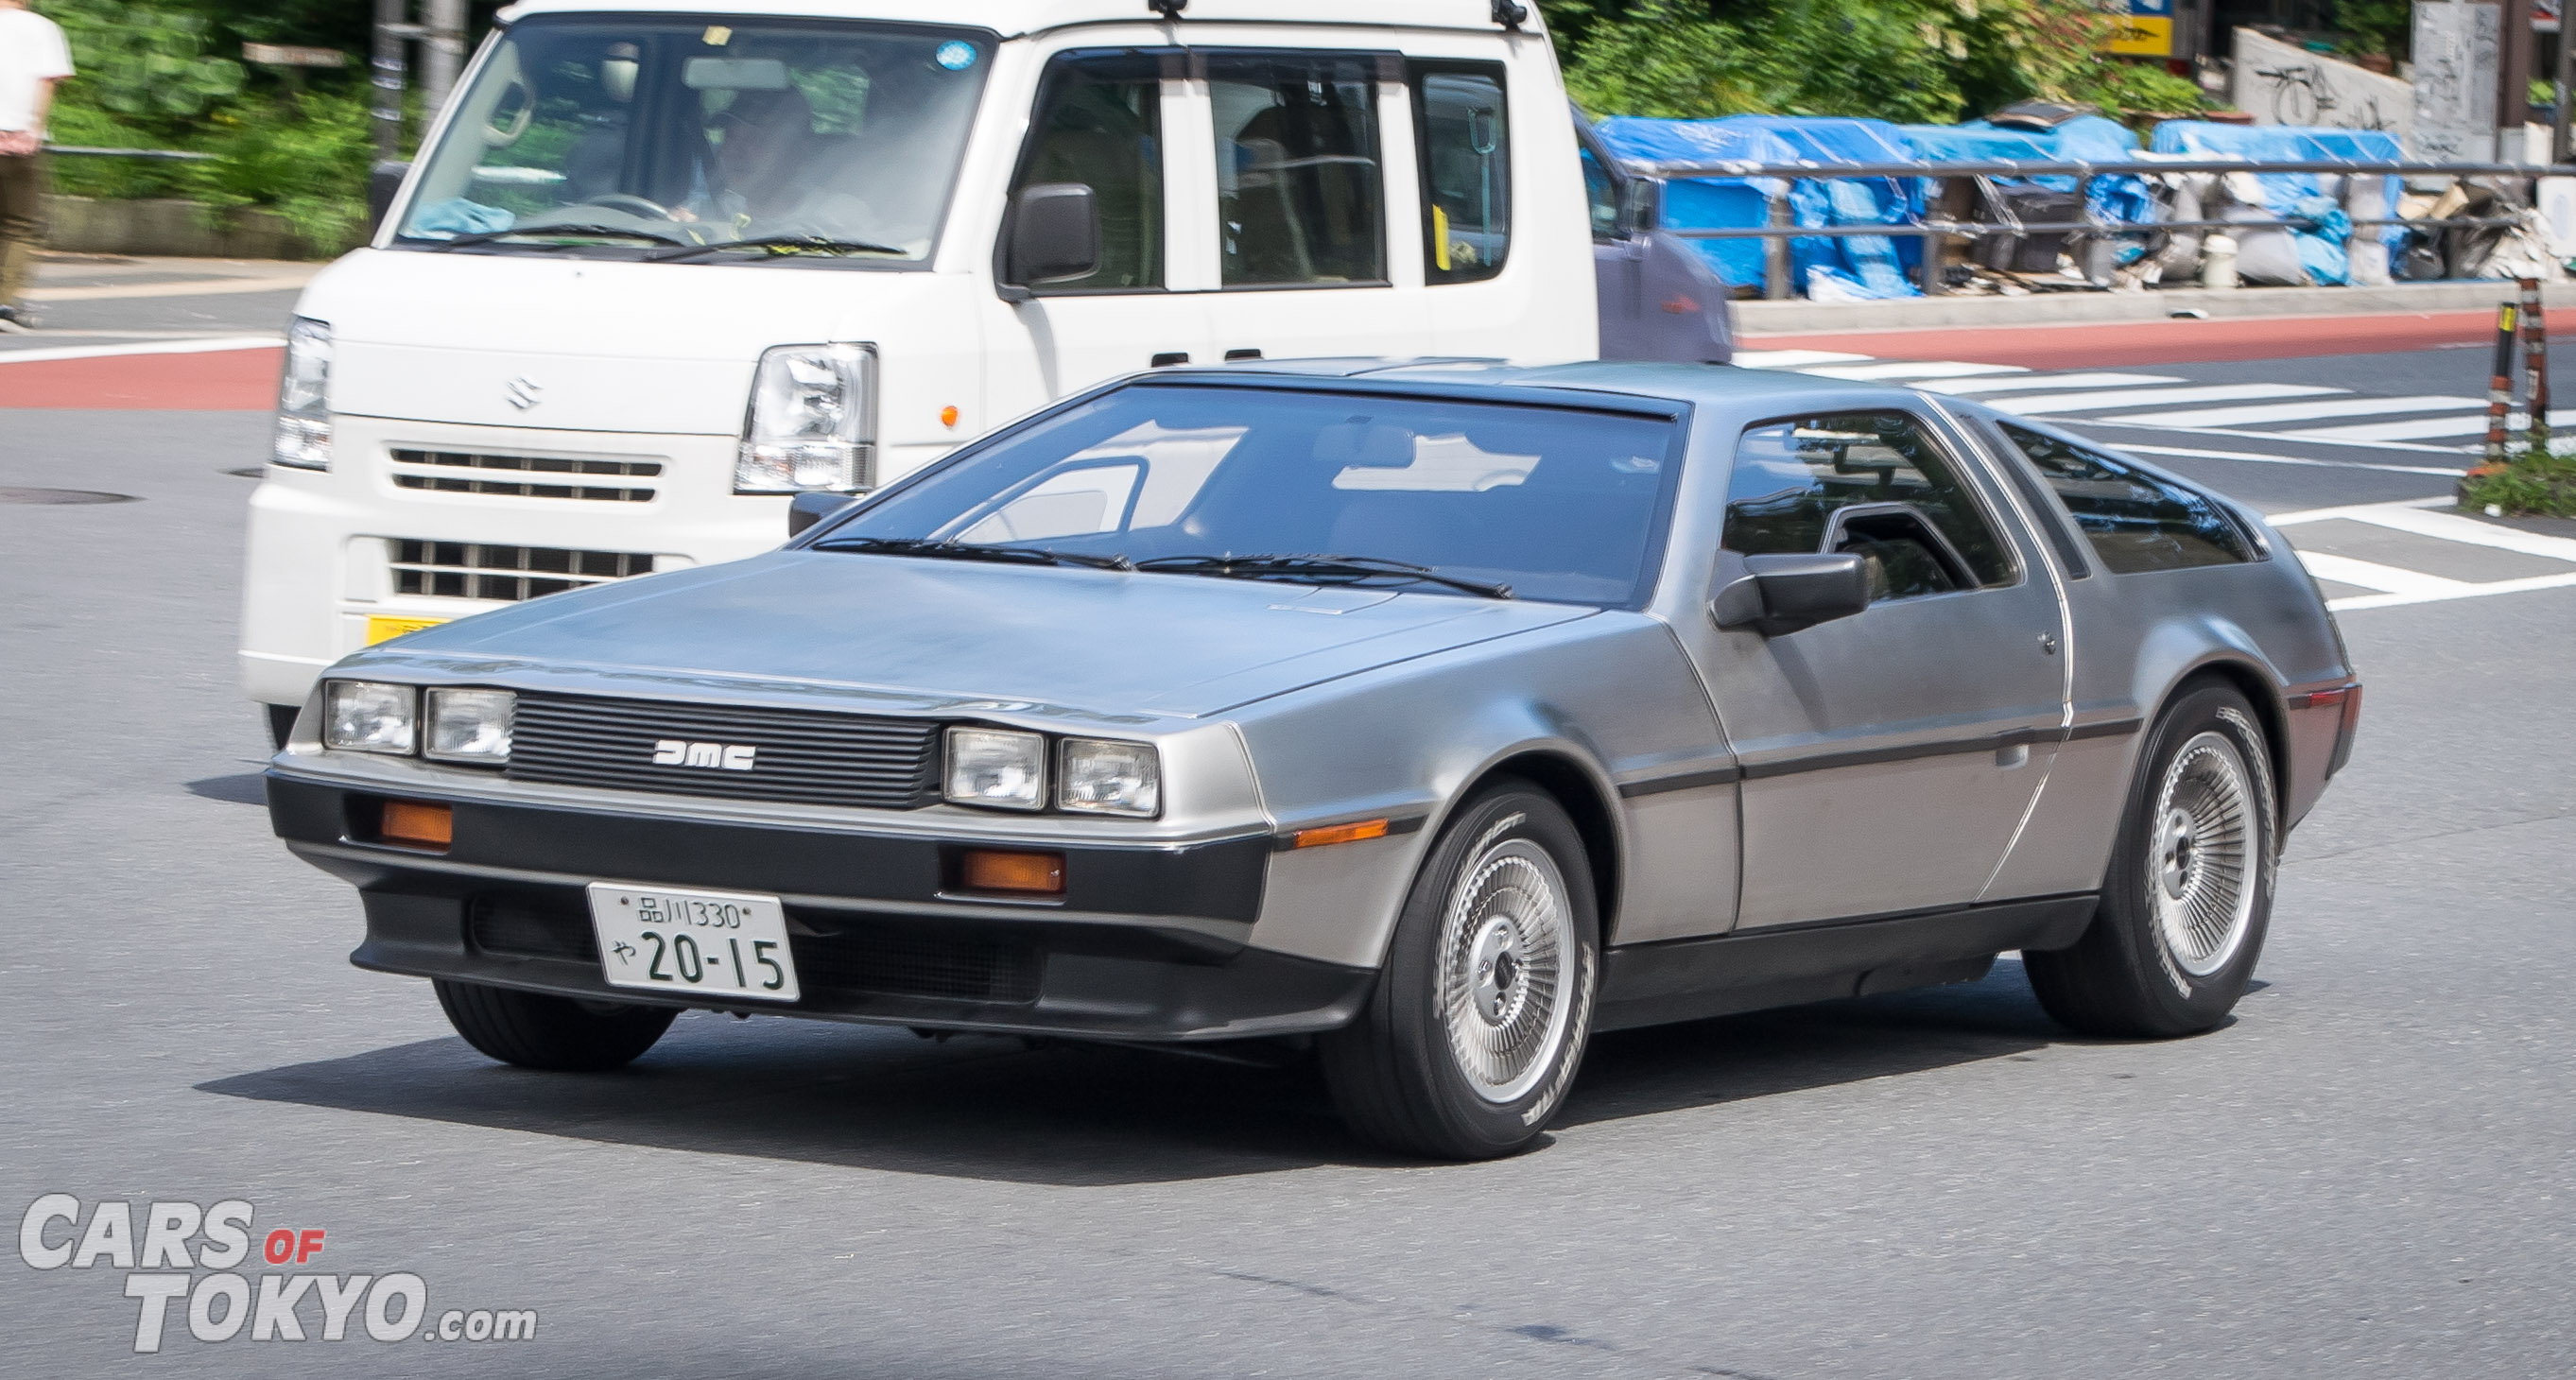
[389,540,655,602]
[465,892,1042,1006]
[389,447,661,502]
[504,695,941,810]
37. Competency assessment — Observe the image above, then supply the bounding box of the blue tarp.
[1594,114,1926,298]
[2148,122,2404,285]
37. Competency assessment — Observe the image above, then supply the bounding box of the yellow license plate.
[365,614,448,645]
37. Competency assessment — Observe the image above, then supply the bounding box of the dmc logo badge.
[652,739,755,771]
[503,376,544,411]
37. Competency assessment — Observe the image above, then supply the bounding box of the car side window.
[1208,53,1385,286]
[1579,145,1620,242]
[1995,423,2256,573]
[1011,56,1163,292]
[1415,64,1510,283]
[1725,412,2016,600]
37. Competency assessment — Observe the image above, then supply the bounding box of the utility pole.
[421,0,469,122]
[2502,0,2536,157]
[371,0,417,163]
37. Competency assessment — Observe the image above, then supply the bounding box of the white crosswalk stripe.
[1736,349,2571,453]
[2269,499,2576,612]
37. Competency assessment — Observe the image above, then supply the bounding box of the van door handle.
[1150,352,1191,368]
[1224,348,1264,361]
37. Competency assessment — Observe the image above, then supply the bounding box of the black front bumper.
[268,772,1374,1043]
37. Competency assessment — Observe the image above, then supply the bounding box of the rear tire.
[1320,783,1599,1160]
[2026,682,2277,1038]
[433,979,678,1071]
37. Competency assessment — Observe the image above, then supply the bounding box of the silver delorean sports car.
[268,360,2362,1160]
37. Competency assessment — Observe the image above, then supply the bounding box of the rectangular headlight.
[273,317,333,471]
[944,727,1045,811]
[736,343,875,493]
[322,680,415,754]
[424,688,515,765]
[1058,738,1160,817]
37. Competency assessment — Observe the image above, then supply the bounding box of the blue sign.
[935,42,978,72]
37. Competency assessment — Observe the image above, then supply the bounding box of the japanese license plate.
[585,883,801,1003]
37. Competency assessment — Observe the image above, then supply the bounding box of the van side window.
[1207,54,1385,286]
[1726,412,2016,600]
[1579,146,1620,243]
[1012,56,1163,292]
[1415,64,1511,283]
[1995,423,2256,573]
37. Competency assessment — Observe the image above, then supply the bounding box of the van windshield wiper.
[649,234,908,263]
[427,224,692,250]
[1133,553,1513,599]
[813,535,1131,571]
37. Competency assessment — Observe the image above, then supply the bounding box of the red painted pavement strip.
[1741,309,2506,369]
[0,348,284,410]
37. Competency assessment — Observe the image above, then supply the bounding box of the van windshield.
[395,16,994,263]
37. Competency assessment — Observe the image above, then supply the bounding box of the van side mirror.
[1709,551,1871,636]
[787,491,856,539]
[1006,182,1101,288]
[367,161,411,235]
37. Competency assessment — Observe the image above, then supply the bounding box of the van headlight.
[1058,738,1160,817]
[322,680,415,754]
[424,688,514,765]
[273,317,333,471]
[736,343,875,493]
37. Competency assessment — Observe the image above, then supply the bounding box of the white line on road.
[1996,383,2345,415]
[0,335,285,366]
[2293,550,2475,595]
[2332,504,2576,562]
[2266,496,2462,525]
[1795,360,2031,381]
[2099,394,2487,429]
[2283,408,2576,443]
[2111,442,2466,477]
[2328,569,2576,611]
[25,277,318,303]
[1925,371,2188,395]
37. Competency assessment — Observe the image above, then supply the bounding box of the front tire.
[434,979,678,1071]
[2026,682,2278,1038]
[1320,783,1599,1160]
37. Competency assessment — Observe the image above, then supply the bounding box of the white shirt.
[0,8,76,137]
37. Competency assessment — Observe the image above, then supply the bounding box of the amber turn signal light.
[379,800,453,851]
[960,848,1064,895]
[1291,818,1390,849]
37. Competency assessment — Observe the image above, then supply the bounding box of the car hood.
[356,552,1597,720]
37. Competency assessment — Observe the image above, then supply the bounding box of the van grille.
[389,448,661,502]
[389,540,655,601]
[504,695,941,810]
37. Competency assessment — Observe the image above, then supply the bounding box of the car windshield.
[820,383,1686,607]
[394,16,993,262]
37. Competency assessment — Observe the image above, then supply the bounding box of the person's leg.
[0,153,48,318]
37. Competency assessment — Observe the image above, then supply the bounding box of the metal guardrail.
[42,146,216,163]
[1631,156,2576,301]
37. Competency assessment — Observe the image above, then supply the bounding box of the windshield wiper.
[427,224,692,250]
[813,535,1131,571]
[1133,554,1513,599]
[648,234,908,263]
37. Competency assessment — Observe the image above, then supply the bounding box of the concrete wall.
[37,197,338,261]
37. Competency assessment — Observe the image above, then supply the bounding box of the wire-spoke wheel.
[2027,682,2277,1039]
[1322,783,1599,1160]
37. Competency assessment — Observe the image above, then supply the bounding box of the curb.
[1735,280,2576,334]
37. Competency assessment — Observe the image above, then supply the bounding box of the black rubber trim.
[269,772,1268,924]
[1738,724,2058,780]
[1616,765,1744,798]
[1596,893,2098,1031]
[2064,716,2146,742]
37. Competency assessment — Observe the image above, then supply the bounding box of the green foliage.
[2461,450,2576,518]
[1550,0,2189,127]
[2333,0,2412,60]
[46,3,244,125]
[185,91,376,251]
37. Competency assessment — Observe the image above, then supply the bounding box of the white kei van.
[240,0,1734,739]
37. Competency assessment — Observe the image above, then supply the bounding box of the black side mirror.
[1619,177,1661,235]
[1710,551,1871,636]
[787,491,857,539]
[367,161,411,235]
[1006,182,1101,288]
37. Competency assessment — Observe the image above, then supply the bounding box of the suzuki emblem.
[505,375,545,411]
[653,739,756,771]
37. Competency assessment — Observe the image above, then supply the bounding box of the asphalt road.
[4,310,2573,1377]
